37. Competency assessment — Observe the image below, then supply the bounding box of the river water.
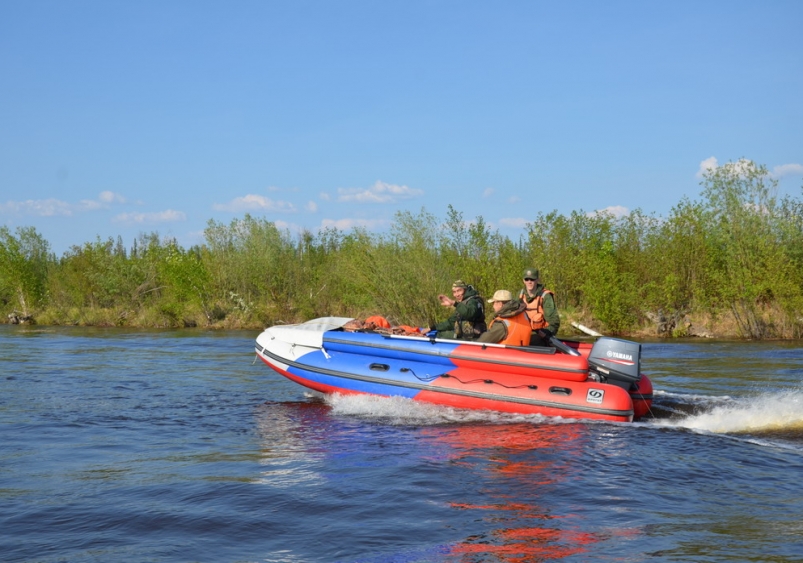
[1,326,802,562]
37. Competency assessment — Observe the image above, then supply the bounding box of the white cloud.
[588,205,630,219]
[0,191,127,217]
[305,201,318,212]
[319,192,331,201]
[77,199,105,211]
[99,190,126,204]
[773,163,803,178]
[508,195,521,204]
[482,187,495,198]
[499,217,528,228]
[727,159,755,176]
[698,157,763,179]
[0,198,73,216]
[696,156,719,178]
[212,194,297,213]
[320,218,390,230]
[336,181,423,203]
[112,210,187,224]
[271,220,317,233]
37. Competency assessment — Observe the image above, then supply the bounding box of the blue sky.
[2,0,802,256]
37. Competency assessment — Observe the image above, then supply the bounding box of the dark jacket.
[433,285,487,339]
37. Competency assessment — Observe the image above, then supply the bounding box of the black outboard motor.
[588,337,642,389]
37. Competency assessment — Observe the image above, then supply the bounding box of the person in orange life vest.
[519,268,561,346]
[476,290,531,346]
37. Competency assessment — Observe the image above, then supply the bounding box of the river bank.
[7,306,792,341]
[4,176,803,341]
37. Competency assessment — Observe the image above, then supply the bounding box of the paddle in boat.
[254,317,654,422]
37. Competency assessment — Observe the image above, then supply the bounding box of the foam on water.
[654,388,803,436]
[324,388,803,443]
[654,389,734,403]
[324,393,554,426]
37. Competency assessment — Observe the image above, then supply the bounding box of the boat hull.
[255,318,653,423]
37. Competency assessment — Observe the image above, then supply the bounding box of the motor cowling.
[588,337,642,388]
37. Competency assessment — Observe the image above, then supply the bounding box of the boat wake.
[322,388,803,443]
[649,388,803,443]
[323,393,555,426]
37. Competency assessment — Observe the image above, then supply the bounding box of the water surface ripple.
[1,327,802,562]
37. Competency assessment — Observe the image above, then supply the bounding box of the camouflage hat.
[522,268,539,280]
[452,280,468,290]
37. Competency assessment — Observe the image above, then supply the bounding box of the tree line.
[2,160,802,339]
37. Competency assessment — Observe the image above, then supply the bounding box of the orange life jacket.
[489,312,532,346]
[365,315,391,329]
[520,289,554,330]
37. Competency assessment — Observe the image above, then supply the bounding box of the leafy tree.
[525,211,590,311]
[0,226,51,316]
[3,163,802,338]
[643,199,712,314]
[54,237,136,309]
[203,215,299,323]
[700,159,801,338]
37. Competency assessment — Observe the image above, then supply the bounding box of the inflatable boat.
[254,317,654,422]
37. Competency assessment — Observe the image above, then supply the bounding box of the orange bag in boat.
[365,315,391,329]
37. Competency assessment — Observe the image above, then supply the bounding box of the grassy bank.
[3,160,803,339]
[21,305,786,341]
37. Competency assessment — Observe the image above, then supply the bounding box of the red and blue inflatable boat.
[255,317,653,422]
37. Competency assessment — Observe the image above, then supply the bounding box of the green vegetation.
[2,160,802,338]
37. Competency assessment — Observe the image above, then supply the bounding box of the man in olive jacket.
[519,268,561,346]
[431,280,487,340]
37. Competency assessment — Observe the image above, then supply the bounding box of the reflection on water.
[430,423,599,561]
[253,400,332,487]
[4,327,803,563]
[322,395,631,561]
[311,387,803,562]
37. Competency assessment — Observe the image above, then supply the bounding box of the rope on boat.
[399,367,442,383]
[631,387,657,419]
[401,368,537,390]
[439,373,539,391]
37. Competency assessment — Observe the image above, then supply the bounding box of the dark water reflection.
[1,326,802,562]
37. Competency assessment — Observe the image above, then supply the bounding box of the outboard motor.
[588,337,642,389]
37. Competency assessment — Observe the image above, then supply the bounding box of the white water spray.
[324,389,803,438]
[325,393,552,426]
[654,389,803,434]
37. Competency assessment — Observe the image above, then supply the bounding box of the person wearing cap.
[477,290,531,346]
[519,267,560,346]
[430,280,487,340]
